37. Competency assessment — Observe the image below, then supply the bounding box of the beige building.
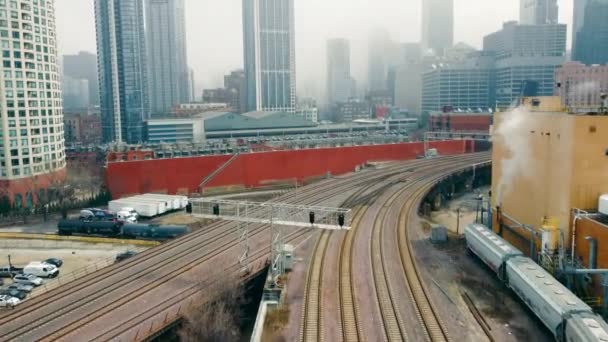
[492,97,608,268]
[555,62,608,113]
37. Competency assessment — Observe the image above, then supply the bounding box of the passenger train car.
[465,223,608,342]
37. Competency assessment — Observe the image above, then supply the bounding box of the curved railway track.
[298,153,489,342]
[0,153,488,341]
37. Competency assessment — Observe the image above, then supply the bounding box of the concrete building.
[223,69,246,113]
[145,0,190,116]
[64,114,102,145]
[421,52,496,114]
[520,0,558,25]
[62,77,90,111]
[555,62,608,113]
[202,69,245,114]
[296,107,319,124]
[95,0,148,144]
[242,0,296,113]
[491,96,608,275]
[0,0,66,205]
[393,48,432,117]
[484,21,566,108]
[572,0,608,66]
[146,117,206,143]
[335,99,370,122]
[421,0,454,56]
[327,39,353,107]
[63,51,99,107]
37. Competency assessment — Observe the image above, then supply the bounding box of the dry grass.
[262,304,290,342]
[178,273,245,342]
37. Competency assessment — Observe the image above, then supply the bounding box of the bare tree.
[178,273,245,342]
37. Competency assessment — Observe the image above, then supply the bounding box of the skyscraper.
[368,30,392,92]
[242,0,296,113]
[145,0,190,116]
[95,0,148,143]
[572,0,608,65]
[573,0,589,50]
[63,51,99,107]
[484,21,566,107]
[327,39,352,107]
[520,0,559,25]
[0,0,66,200]
[421,0,454,56]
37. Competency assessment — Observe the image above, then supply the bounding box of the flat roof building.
[555,62,608,113]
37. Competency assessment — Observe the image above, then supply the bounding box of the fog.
[55,0,574,100]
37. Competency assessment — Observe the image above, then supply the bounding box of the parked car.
[23,262,59,278]
[0,289,26,300]
[43,258,63,268]
[13,274,43,286]
[0,266,23,278]
[0,295,20,308]
[115,251,137,262]
[7,283,33,293]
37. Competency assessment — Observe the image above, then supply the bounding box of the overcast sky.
[55,0,574,99]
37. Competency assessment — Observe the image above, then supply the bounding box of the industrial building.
[554,62,608,113]
[429,111,492,133]
[492,96,608,304]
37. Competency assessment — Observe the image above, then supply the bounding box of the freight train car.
[57,220,189,241]
[58,220,121,237]
[121,224,191,240]
[465,223,608,341]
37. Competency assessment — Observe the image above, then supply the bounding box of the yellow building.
[492,97,608,268]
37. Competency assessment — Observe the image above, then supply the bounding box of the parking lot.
[0,239,150,308]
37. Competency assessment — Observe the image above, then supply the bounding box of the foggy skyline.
[56,0,574,100]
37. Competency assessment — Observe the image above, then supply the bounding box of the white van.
[23,262,59,278]
[120,207,139,219]
[117,211,138,223]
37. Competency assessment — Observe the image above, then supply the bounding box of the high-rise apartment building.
[242,0,296,113]
[484,21,566,107]
[63,51,99,106]
[145,0,190,116]
[95,0,148,144]
[0,0,66,204]
[520,0,558,25]
[327,39,352,107]
[572,0,608,65]
[421,0,454,56]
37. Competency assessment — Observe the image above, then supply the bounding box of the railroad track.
[337,206,365,342]
[341,154,488,342]
[1,155,458,341]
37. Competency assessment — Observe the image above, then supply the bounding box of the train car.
[121,224,190,241]
[465,223,523,280]
[506,256,594,340]
[565,311,608,342]
[58,220,122,237]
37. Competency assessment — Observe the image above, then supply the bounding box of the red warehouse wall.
[105,141,469,198]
